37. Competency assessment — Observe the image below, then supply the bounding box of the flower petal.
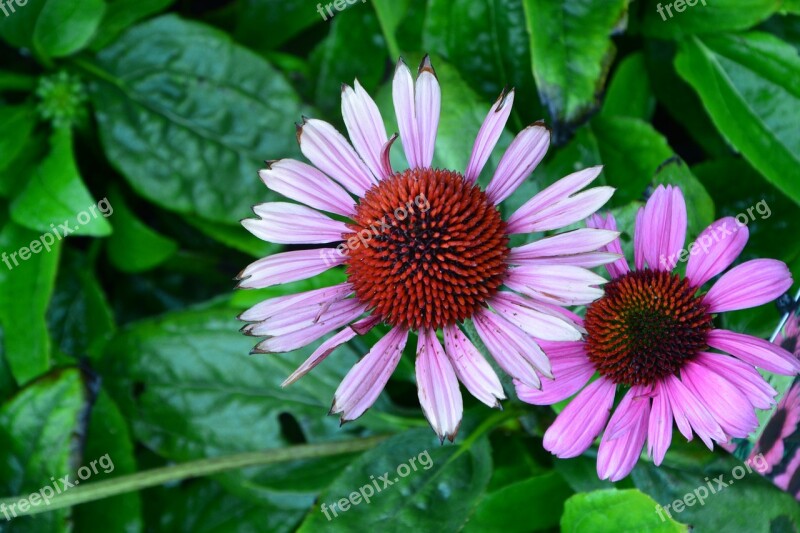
[597,386,650,481]
[417,328,463,442]
[243,202,348,244]
[392,58,421,169]
[259,159,355,217]
[707,329,800,375]
[633,207,645,270]
[331,326,409,422]
[648,383,673,466]
[489,291,582,341]
[282,326,357,387]
[415,56,440,168]
[485,123,550,205]
[505,265,606,306]
[465,89,514,183]
[662,374,726,449]
[443,325,505,408]
[508,229,620,262]
[684,217,748,286]
[543,377,616,458]
[236,249,345,289]
[703,259,792,313]
[342,80,389,180]
[586,213,630,278]
[639,185,687,271]
[695,351,777,410]
[238,282,352,321]
[515,340,594,405]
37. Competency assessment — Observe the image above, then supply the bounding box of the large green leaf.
[234,0,322,52]
[89,15,305,225]
[0,369,87,532]
[675,32,800,206]
[521,0,629,139]
[641,0,778,39]
[0,104,36,175]
[297,428,493,532]
[89,0,175,50]
[0,0,105,59]
[561,489,687,532]
[600,52,655,121]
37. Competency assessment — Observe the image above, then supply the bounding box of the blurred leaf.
[371,0,410,58]
[0,369,87,532]
[297,428,492,532]
[0,221,61,384]
[653,157,714,240]
[107,188,177,273]
[675,32,800,206]
[73,390,143,532]
[89,15,305,225]
[632,457,800,532]
[0,132,44,200]
[465,471,573,532]
[184,216,277,258]
[554,455,617,494]
[521,0,629,141]
[0,0,105,59]
[89,0,175,50]
[47,249,115,359]
[561,488,687,532]
[10,128,112,237]
[0,104,36,175]
[600,52,655,121]
[234,0,322,52]
[641,0,778,39]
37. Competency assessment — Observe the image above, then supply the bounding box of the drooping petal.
[297,118,375,196]
[417,328,463,442]
[638,185,687,271]
[331,326,409,422]
[597,386,650,481]
[504,265,606,306]
[695,351,777,410]
[586,213,630,278]
[238,283,352,321]
[648,383,673,466]
[489,291,582,341]
[485,123,549,205]
[342,80,389,180]
[282,323,362,387]
[443,325,505,408]
[244,298,364,337]
[662,374,726,449]
[707,329,800,375]
[684,217,748,287]
[392,59,421,169]
[465,89,515,183]
[415,56,440,168]
[236,249,346,289]
[515,340,594,404]
[543,377,616,458]
[243,202,348,244]
[259,159,355,217]
[703,259,792,313]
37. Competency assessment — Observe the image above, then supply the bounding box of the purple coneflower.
[238,56,615,441]
[518,185,800,480]
[751,382,800,473]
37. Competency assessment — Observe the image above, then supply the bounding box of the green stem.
[0,71,37,92]
[0,435,388,518]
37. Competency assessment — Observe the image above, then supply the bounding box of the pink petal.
[331,326,409,422]
[341,80,388,180]
[238,282,352,321]
[244,298,363,337]
[648,383,673,466]
[508,229,620,261]
[236,249,345,289]
[542,377,616,458]
[515,340,594,405]
[489,292,582,341]
[597,386,650,481]
[380,133,399,178]
[297,118,375,196]
[392,59,421,169]
[507,187,615,234]
[662,374,726,449]
[694,351,777,409]
[243,202,348,244]
[684,217,748,286]
[504,265,606,306]
[485,123,550,205]
[512,252,621,269]
[416,328,463,442]
[282,327,357,387]
[633,207,645,270]
[586,213,630,278]
[707,329,800,375]
[414,56,440,168]
[703,259,792,313]
[638,185,687,271]
[259,160,355,217]
[465,89,515,183]
[443,325,505,408]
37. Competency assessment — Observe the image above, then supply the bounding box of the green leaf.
[641,0,778,39]
[297,428,492,531]
[88,15,305,225]
[0,221,61,384]
[652,157,714,240]
[10,128,112,237]
[675,32,800,206]
[600,52,655,121]
[521,0,629,139]
[371,0,411,59]
[561,489,688,532]
[106,188,177,273]
[0,104,36,175]
[184,216,277,258]
[0,369,88,532]
[234,0,322,52]
[465,471,573,532]
[89,0,174,50]
[0,0,106,59]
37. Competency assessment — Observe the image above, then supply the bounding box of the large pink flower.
[238,56,615,441]
[518,185,800,480]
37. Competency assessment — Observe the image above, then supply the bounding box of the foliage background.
[0,0,799,531]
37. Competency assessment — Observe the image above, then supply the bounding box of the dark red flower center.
[344,168,509,331]
[584,269,713,386]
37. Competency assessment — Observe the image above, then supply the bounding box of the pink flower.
[518,185,799,480]
[238,56,615,442]
[750,382,800,473]
[776,311,800,359]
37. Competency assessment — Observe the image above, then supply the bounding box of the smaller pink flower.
[519,185,800,481]
[750,382,800,473]
[776,312,800,360]
[774,446,800,500]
